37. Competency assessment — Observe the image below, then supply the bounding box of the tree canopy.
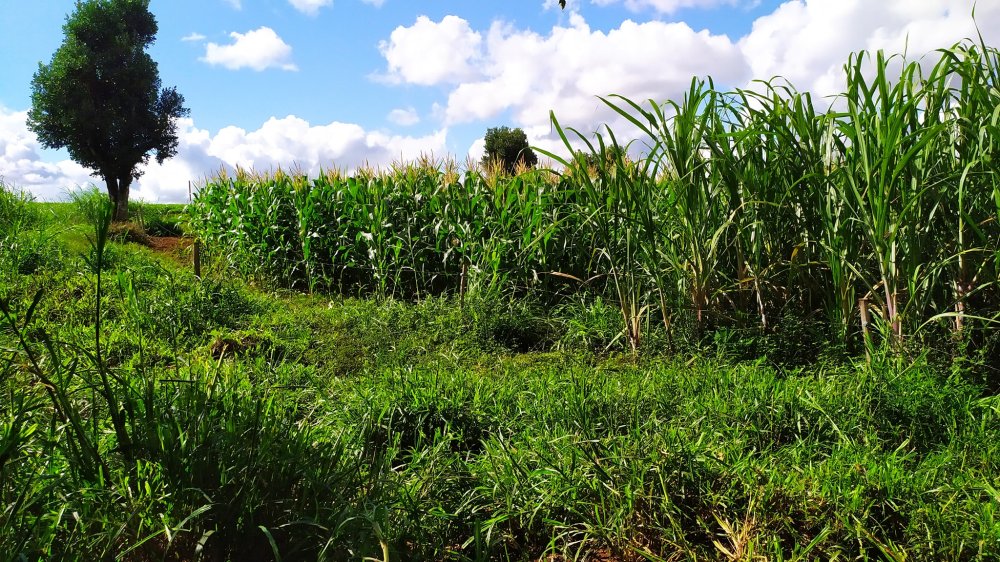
[28,0,188,221]
[481,126,539,176]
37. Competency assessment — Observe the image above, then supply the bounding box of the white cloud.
[0,106,94,201]
[394,14,747,145]
[739,0,1000,99]
[378,16,483,85]
[182,32,206,42]
[203,116,447,172]
[288,0,332,16]
[143,116,447,201]
[467,137,486,163]
[202,27,298,71]
[132,118,220,203]
[288,0,385,12]
[387,107,420,126]
[12,1,1000,202]
[1,107,450,203]
[380,13,748,161]
[591,0,750,14]
[223,0,241,9]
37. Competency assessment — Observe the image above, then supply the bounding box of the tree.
[28,0,188,222]
[569,144,632,174]
[481,126,538,176]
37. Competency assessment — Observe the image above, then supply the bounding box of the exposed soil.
[147,235,192,253]
[142,235,197,268]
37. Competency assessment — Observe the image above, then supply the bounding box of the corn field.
[189,40,1000,351]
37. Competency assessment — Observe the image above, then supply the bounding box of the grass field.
[1,180,999,561]
[4,38,1000,561]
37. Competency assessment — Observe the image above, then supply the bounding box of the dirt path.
[143,235,196,269]
[146,236,192,253]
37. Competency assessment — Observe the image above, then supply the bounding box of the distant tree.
[481,126,539,175]
[28,0,188,222]
[565,145,633,177]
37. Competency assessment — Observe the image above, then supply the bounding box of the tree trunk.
[104,175,132,222]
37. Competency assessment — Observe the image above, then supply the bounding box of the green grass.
[1,184,999,561]
[4,36,1000,560]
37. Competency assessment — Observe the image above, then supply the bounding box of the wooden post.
[955,281,967,336]
[194,239,202,279]
[859,297,871,363]
[459,261,467,311]
[189,180,201,279]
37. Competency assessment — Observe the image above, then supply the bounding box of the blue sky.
[1,0,998,202]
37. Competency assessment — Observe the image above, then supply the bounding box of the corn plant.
[188,39,1000,353]
[927,39,1000,334]
[834,52,947,343]
[598,80,737,339]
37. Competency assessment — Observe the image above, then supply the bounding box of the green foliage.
[189,164,571,302]
[0,226,63,280]
[8,35,1000,560]
[482,125,539,175]
[27,0,188,220]
[68,186,110,225]
[190,38,1000,355]
[1,203,999,560]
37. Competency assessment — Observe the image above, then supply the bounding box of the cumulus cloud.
[0,106,93,200]
[467,137,486,163]
[0,106,449,202]
[204,116,447,171]
[457,15,745,126]
[141,116,447,201]
[389,14,746,124]
[739,0,1000,99]
[182,32,206,42]
[11,1,1000,201]
[131,118,221,203]
[288,0,385,13]
[387,107,420,126]
[202,27,298,71]
[378,16,483,85]
[380,13,746,158]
